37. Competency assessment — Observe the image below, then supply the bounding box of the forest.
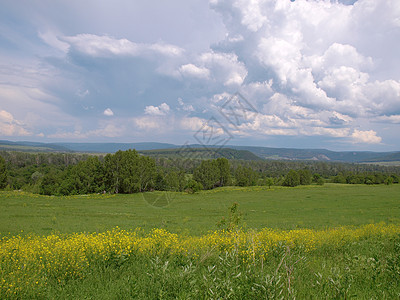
[0,149,399,196]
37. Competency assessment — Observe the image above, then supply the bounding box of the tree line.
[0,150,399,196]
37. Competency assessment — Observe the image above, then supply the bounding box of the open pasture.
[0,183,399,236]
[1,184,400,298]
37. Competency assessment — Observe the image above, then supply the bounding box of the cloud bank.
[0,0,399,150]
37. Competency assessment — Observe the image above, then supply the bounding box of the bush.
[385,177,394,185]
[184,179,203,194]
[282,170,300,187]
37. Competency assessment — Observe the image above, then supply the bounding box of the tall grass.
[1,223,399,299]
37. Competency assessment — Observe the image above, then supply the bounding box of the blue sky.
[0,0,399,151]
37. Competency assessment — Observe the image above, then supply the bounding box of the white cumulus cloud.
[144,103,170,116]
[179,64,210,79]
[351,129,382,144]
[62,34,184,58]
[103,108,114,116]
[1,0,400,150]
[0,110,31,136]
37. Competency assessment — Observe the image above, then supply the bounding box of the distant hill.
[0,140,71,152]
[1,140,399,164]
[225,145,400,163]
[361,152,400,163]
[55,142,177,153]
[139,147,263,161]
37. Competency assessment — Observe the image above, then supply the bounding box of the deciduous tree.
[0,155,7,189]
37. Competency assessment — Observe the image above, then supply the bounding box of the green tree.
[31,171,43,184]
[264,177,274,189]
[384,176,394,185]
[390,174,399,183]
[40,170,62,195]
[0,155,7,189]
[333,174,346,184]
[215,158,231,187]
[298,169,312,185]
[137,156,156,192]
[104,152,123,193]
[70,156,105,194]
[154,171,167,191]
[282,170,300,187]
[234,165,258,187]
[373,173,385,184]
[193,160,220,190]
[164,169,187,192]
[346,172,365,184]
[104,150,156,194]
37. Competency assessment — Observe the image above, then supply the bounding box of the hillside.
[226,145,400,163]
[55,142,177,152]
[1,140,399,163]
[139,147,263,161]
[0,140,71,152]
[361,152,400,163]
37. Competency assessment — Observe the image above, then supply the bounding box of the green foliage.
[40,170,62,195]
[37,149,157,195]
[184,179,203,194]
[385,176,394,185]
[1,149,399,196]
[333,173,347,184]
[217,202,242,231]
[234,165,257,187]
[139,147,262,161]
[264,177,274,188]
[0,155,7,189]
[186,180,202,194]
[391,174,399,183]
[30,171,43,184]
[298,169,312,185]
[215,158,232,187]
[154,171,167,191]
[193,158,232,190]
[103,150,156,194]
[193,160,219,190]
[313,173,325,185]
[165,170,186,191]
[346,173,366,184]
[283,170,300,187]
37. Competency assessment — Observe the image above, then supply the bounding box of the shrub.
[184,179,203,194]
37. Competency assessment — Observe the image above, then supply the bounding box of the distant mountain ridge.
[0,140,71,152]
[1,140,399,163]
[56,142,177,152]
[226,146,400,163]
[139,147,263,161]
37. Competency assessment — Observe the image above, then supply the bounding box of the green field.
[1,183,399,236]
[1,184,400,298]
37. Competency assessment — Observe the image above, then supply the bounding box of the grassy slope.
[1,184,399,236]
[1,185,400,299]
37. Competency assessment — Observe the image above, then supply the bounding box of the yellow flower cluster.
[1,223,399,297]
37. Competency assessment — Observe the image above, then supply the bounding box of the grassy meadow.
[1,184,400,298]
[1,184,400,236]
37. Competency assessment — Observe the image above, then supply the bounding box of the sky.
[0,0,399,151]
